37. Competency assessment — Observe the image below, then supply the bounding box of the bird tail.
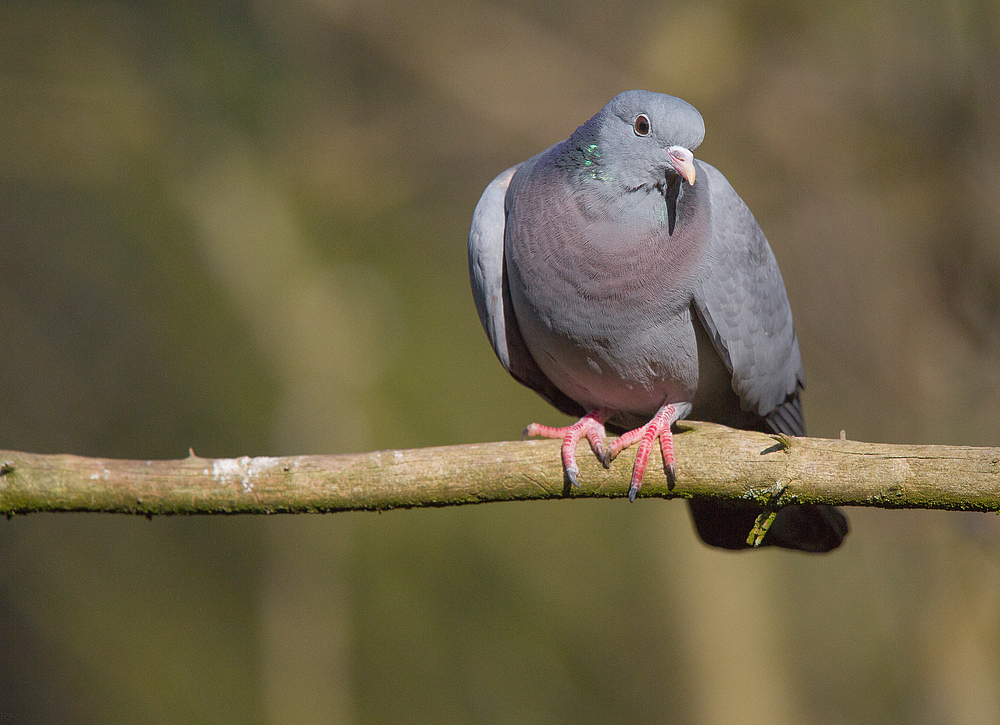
[687,499,849,552]
[681,390,848,553]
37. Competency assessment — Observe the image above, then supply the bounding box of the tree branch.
[1,422,999,516]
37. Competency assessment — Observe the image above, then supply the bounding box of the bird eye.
[633,114,650,136]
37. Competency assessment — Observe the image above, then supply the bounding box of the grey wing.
[691,161,805,435]
[469,165,520,369]
[468,165,585,418]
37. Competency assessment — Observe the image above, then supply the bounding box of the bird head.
[572,90,705,193]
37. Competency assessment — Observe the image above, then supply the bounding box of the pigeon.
[468,90,847,551]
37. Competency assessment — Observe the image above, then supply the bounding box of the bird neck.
[554,126,610,184]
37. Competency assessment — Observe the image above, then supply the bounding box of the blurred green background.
[1,0,1000,722]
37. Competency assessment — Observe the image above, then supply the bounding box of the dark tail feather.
[688,499,849,553]
[686,391,848,552]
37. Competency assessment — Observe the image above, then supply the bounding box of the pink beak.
[666,146,696,185]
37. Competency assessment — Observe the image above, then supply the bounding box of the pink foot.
[605,404,683,502]
[523,409,610,487]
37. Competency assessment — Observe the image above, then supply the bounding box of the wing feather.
[691,161,805,430]
[468,165,585,419]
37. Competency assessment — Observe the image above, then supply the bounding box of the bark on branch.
[1,422,999,516]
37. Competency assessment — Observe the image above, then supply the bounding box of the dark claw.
[628,486,638,503]
[565,466,580,488]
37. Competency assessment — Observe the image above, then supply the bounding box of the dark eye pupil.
[634,115,650,135]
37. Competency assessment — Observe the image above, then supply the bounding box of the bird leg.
[523,409,610,487]
[605,403,683,501]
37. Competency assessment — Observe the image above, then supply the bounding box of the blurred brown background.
[2,0,1000,722]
